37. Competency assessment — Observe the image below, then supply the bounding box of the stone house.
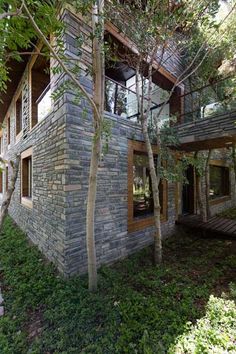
[0,6,236,276]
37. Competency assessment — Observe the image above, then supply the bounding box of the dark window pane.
[210,165,229,199]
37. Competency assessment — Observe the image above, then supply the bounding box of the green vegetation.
[0,217,235,353]
[218,207,236,220]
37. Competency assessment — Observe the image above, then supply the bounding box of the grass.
[218,207,236,220]
[0,217,235,353]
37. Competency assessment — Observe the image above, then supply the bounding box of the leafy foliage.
[0,217,235,353]
[218,207,236,220]
[170,295,236,354]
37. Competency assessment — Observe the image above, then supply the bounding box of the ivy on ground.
[0,217,235,353]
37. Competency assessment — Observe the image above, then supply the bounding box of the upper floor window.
[105,63,170,125]
[31,55,51,128]
[7,117,11,145]
[15,91,22,137]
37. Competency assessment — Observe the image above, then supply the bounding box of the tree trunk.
[0,156,20,230]
[142,120,162,264]
[86,0,104,292]
[205,149,212,220]
[86,133,101,292]
[194,151,207,222]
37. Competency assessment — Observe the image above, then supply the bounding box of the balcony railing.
[105,76,170,125]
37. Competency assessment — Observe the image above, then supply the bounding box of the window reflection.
[133,152,163,218]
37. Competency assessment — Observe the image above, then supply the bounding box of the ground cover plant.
[0,217,235,353]
[218,207,236,220]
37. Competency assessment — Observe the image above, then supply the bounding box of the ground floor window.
[5,166,8,193]
[209,164,230,200]
[128,140,167,232]
[21,147,33,208]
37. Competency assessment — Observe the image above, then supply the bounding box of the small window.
[5,166,8,193]
[21,147,33,208]
[16,92,22,136]
[7,117,11,145]
[128,140,167,232]
[0,171,2,193]
[210,165,230,200]
[22,156,32,198]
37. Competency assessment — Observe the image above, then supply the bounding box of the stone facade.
[0,8,235,276]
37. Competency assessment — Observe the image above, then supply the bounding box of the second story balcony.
[177,109,236,151]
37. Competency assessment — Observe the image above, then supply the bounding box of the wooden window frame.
[15,89,23,141]
[21,147,33,209]
[7,116,11,146]
[209,159,231,205]
[28,43,51,131]
[5,166,8,193]
[0,132,2,156]
[128,140,168,233]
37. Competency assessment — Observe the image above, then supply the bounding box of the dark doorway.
[182,165,195,215]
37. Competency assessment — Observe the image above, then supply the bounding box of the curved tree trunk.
[0,156,20,230]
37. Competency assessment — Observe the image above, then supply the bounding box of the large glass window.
[133,152,163,218]
[128,140,167,232]
[209,165,230,199]
[31,54,51,128]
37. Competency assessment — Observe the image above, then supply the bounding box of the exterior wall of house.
[61,9,182,275]
[1,8,235,277]
[1,62,68,274]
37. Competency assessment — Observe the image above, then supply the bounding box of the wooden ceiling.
[178,135,236,152]
[0,56,29,123]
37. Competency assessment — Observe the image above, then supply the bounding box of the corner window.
[21,147,33,208]
[209,164,230,200]
[31,55,51,128]
[15,91,22,137]
[128,140,167,232]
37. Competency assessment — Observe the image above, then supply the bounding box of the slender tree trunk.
[0,156,20,229]
[142,121,162,264]
[194,151,207,222]
[136,61,162,265]
[86,0,104,292]
[86,133,101,292]
[196,174,207,222]
[205,149,212,220]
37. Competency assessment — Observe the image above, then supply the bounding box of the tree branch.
[21,0,101,122]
